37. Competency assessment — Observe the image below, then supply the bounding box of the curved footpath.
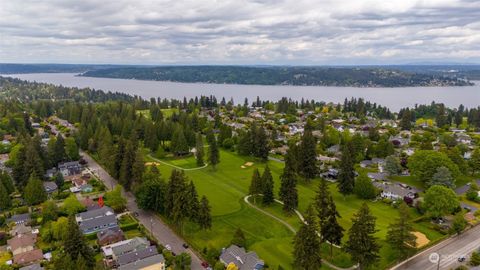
[148,154,209,171]
[243,195,356,270]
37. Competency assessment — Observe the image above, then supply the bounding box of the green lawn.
[148,149,441,269]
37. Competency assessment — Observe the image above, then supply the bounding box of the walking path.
[243,195,356,270]
[147,154,209,171]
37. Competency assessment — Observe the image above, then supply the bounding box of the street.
[81,151,204,270]
[391,225,480,270]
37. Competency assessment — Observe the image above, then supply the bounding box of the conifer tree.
[195,133,205,166]
[249,169,262,204]
[279,150,298,212]
[262,166,274,205]
[208,134,220,169]
[0,182,11,210]
[386,202,416,259]
[254,126,270,160]
[345,203,380,270]
[198,195,212,230]
[293,205,322,270]
[54,134,67,164]
[300,129,318,180]
[231,228,247,248]
[165,170,189,232]
[400,108,412,130]
[338,141,355,195]
[0,171,14,194]
[64,215,95,269]
[186,181,200,221]
[322,196,344,258]
[315,179,330,226]
[24,175,47,205]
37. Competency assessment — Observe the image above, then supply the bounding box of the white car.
[165,244,172,251]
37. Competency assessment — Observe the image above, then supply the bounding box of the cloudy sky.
[1,0,479,65]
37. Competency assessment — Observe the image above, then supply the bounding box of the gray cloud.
[0,0,479,64]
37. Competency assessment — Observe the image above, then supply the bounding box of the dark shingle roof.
[117,246,158,266]
[220,245,264,270]
[117,254,165,270]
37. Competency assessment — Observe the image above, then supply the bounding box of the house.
[220,245,264,270]
[13,249,43,266]
[390,136,410,147]
[117,254,166,270]
[97,226,125,246]
[373,182,418,201]
[102,237,151,267]
[8,213,31,225]
[7,233,37,256]
[10,224,32,236]
[44,168,57,178]
[360,160,374,168]
[326,145,340,155]
[58,161,82,177]
[117,246,158,266]
[76,206,117,234]
[43,182,58,194]
[367,172,388,181]
[320,169,339,180]
[19,263,44,270]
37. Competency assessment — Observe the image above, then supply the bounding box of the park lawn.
[248,195,302,231]
[124,229,144,239]
[163,155,199,169]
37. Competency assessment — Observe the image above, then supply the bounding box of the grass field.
[146,149,443,269]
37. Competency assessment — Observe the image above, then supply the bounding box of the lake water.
[3,73,480,111]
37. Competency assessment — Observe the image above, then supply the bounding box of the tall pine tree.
[261,166,274,205]
[300,128,318,180]
[195,133,205,166]
[345,203,380,270]
[386,202,416,259]
[322,196,344,258]
[279,150,298,212]
[338,141,355,195]
[198,196,212,230]
[293,205,322,270]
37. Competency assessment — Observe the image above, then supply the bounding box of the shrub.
[470,251,480,266]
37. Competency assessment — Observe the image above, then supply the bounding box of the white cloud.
[0,0,479,64]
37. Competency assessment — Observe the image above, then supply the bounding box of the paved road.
[81,150,204,270]
[391,225,480,270]
[456,180,480,195]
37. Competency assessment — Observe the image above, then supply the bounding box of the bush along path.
[244,195,357,270]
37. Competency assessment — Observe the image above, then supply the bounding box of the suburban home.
[367,172,388,181]
[7,233,37,255]
[13,249,43,266]
[44,168,57,178]
[10,224,32,236]
[220,245,264,270]
[117,254,166,270]
[58,161,82,177]
[8,213,31,225]
[373,181,418,201]
[19,263,44,270]
[117,245,158,267]
[326,144,341,155]
[97,226,125,246]
[320,169,339,180]
[102,237,150,267]
[76,206,117,234]
[389,136,410,147]
[43,181,58,194]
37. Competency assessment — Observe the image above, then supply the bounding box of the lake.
[3,73,480,111]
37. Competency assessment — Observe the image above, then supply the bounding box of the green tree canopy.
[408,150,460,184]
[423,185,460,218]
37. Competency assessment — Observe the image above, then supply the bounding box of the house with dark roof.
[19,263,44,270]
[117,245,158,266]
[97,226,125,246]
[76,206,117,234]
[43,181,58,194]
[10,224,32,236]
[373,181,419,201]
[58,161,82,177]
[8,213,31,225]
[102,237,151,267]
[220,245,264,270]
[117,254,166,270]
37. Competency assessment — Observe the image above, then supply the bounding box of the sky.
[1,0,480,65]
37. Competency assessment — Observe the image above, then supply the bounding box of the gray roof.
[118,254,165,270]
[112,237,149,257]
[43,181,58,192]
[19,263,44,270]
[8,213,31,224]
[58,161,81,169]
[373,181,418,198]
[76,206,114,221]
[117,246,158,266]
[79,214,117,232]
[220,245,264,270]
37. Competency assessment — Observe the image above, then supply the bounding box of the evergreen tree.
[54,134,67,165]
[428,166,455,188]
[171,126,189,155]
[135,166,166,213]
[208,134,220,169]
[198,196,212,230]
[345,203,380,270]
[385,155,402,176]
[322,196,344,258]
[300,129,318,180]
[354,174,378,200]
[64,215,95,269]
[0,171,14,194]
[0,182,11,210]
[65,137,80,161]
[55,171,64,190]
[248,169,262,204]
[195,133,205,166]
[338,141,355,195]
[24,175,47,205]
[186,181,200,221]
[237,130,252,156]
[261,166,274,205]
[119,139,136,190]
[165,170,190,232]
[279,150,298,212]
[293,205,322,270]
[254,126,269,160]
[386,202,416,259]
[132,149,145,188]
[400,109,412,130]
[315,179,330,227]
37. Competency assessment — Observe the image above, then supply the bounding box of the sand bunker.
[241,165,246,169]
[145,162,161,166]
[244,162,254,167]
[413,231,430,248]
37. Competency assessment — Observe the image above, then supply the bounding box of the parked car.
[182,243,189,249]
[201,262,209,268]
[165,244,172,251]
[458,255,466,262]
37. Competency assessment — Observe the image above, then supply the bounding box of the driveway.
[81,151,204,269]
